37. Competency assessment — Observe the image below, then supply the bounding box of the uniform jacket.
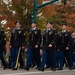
[56,30,72,51]
[0,30,6,47]
[10,28,25,47]
[42,29,57,51]
[27,28,41,49]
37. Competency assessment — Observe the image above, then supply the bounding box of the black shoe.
[24,67,29,71]
[12,68,17,70]
[3,67,7,70]
[58,68,63,70]
[7,66,12,69]
[52,68,56,71]
[37,67,41,70]
[38,67,44,71]
[9,67,11,69]
[35,67,40,70]
[73,67,75,69]
[31,65,35,68]
[45,66,50,69]
[19,66,23,69]
[69,67,73,70]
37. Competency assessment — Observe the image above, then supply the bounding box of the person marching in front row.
[0,30,7,70]
[39,22,57,71]
[9,21,26,70]
[56,23,73,70]
[71,30,75,69]
[24,22,41,71]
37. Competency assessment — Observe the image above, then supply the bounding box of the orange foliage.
[41,5,55,18]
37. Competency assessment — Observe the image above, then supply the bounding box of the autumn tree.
[55,0,75,27]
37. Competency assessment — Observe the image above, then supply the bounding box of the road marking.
[3,70,75,75]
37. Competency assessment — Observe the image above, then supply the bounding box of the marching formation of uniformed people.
[1,20,75,72]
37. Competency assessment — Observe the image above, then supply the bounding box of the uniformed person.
[46,24,57,69]
[0,30,7,70]
[9,21,26,70]
[24,22,41,71]
[71,30,75,69]
[56,23,73,70]
[39,22,57,71]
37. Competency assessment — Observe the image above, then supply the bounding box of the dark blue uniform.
[56,30,73,70]
[25,28,41,70]
[40,29,57,71]
[9,27,25,69]
[0,30,7,69]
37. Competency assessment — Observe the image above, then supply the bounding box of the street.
[0,68,75,75]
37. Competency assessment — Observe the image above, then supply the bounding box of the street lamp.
[33,0,59,22]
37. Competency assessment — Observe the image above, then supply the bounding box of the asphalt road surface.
[0,68,75,75]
